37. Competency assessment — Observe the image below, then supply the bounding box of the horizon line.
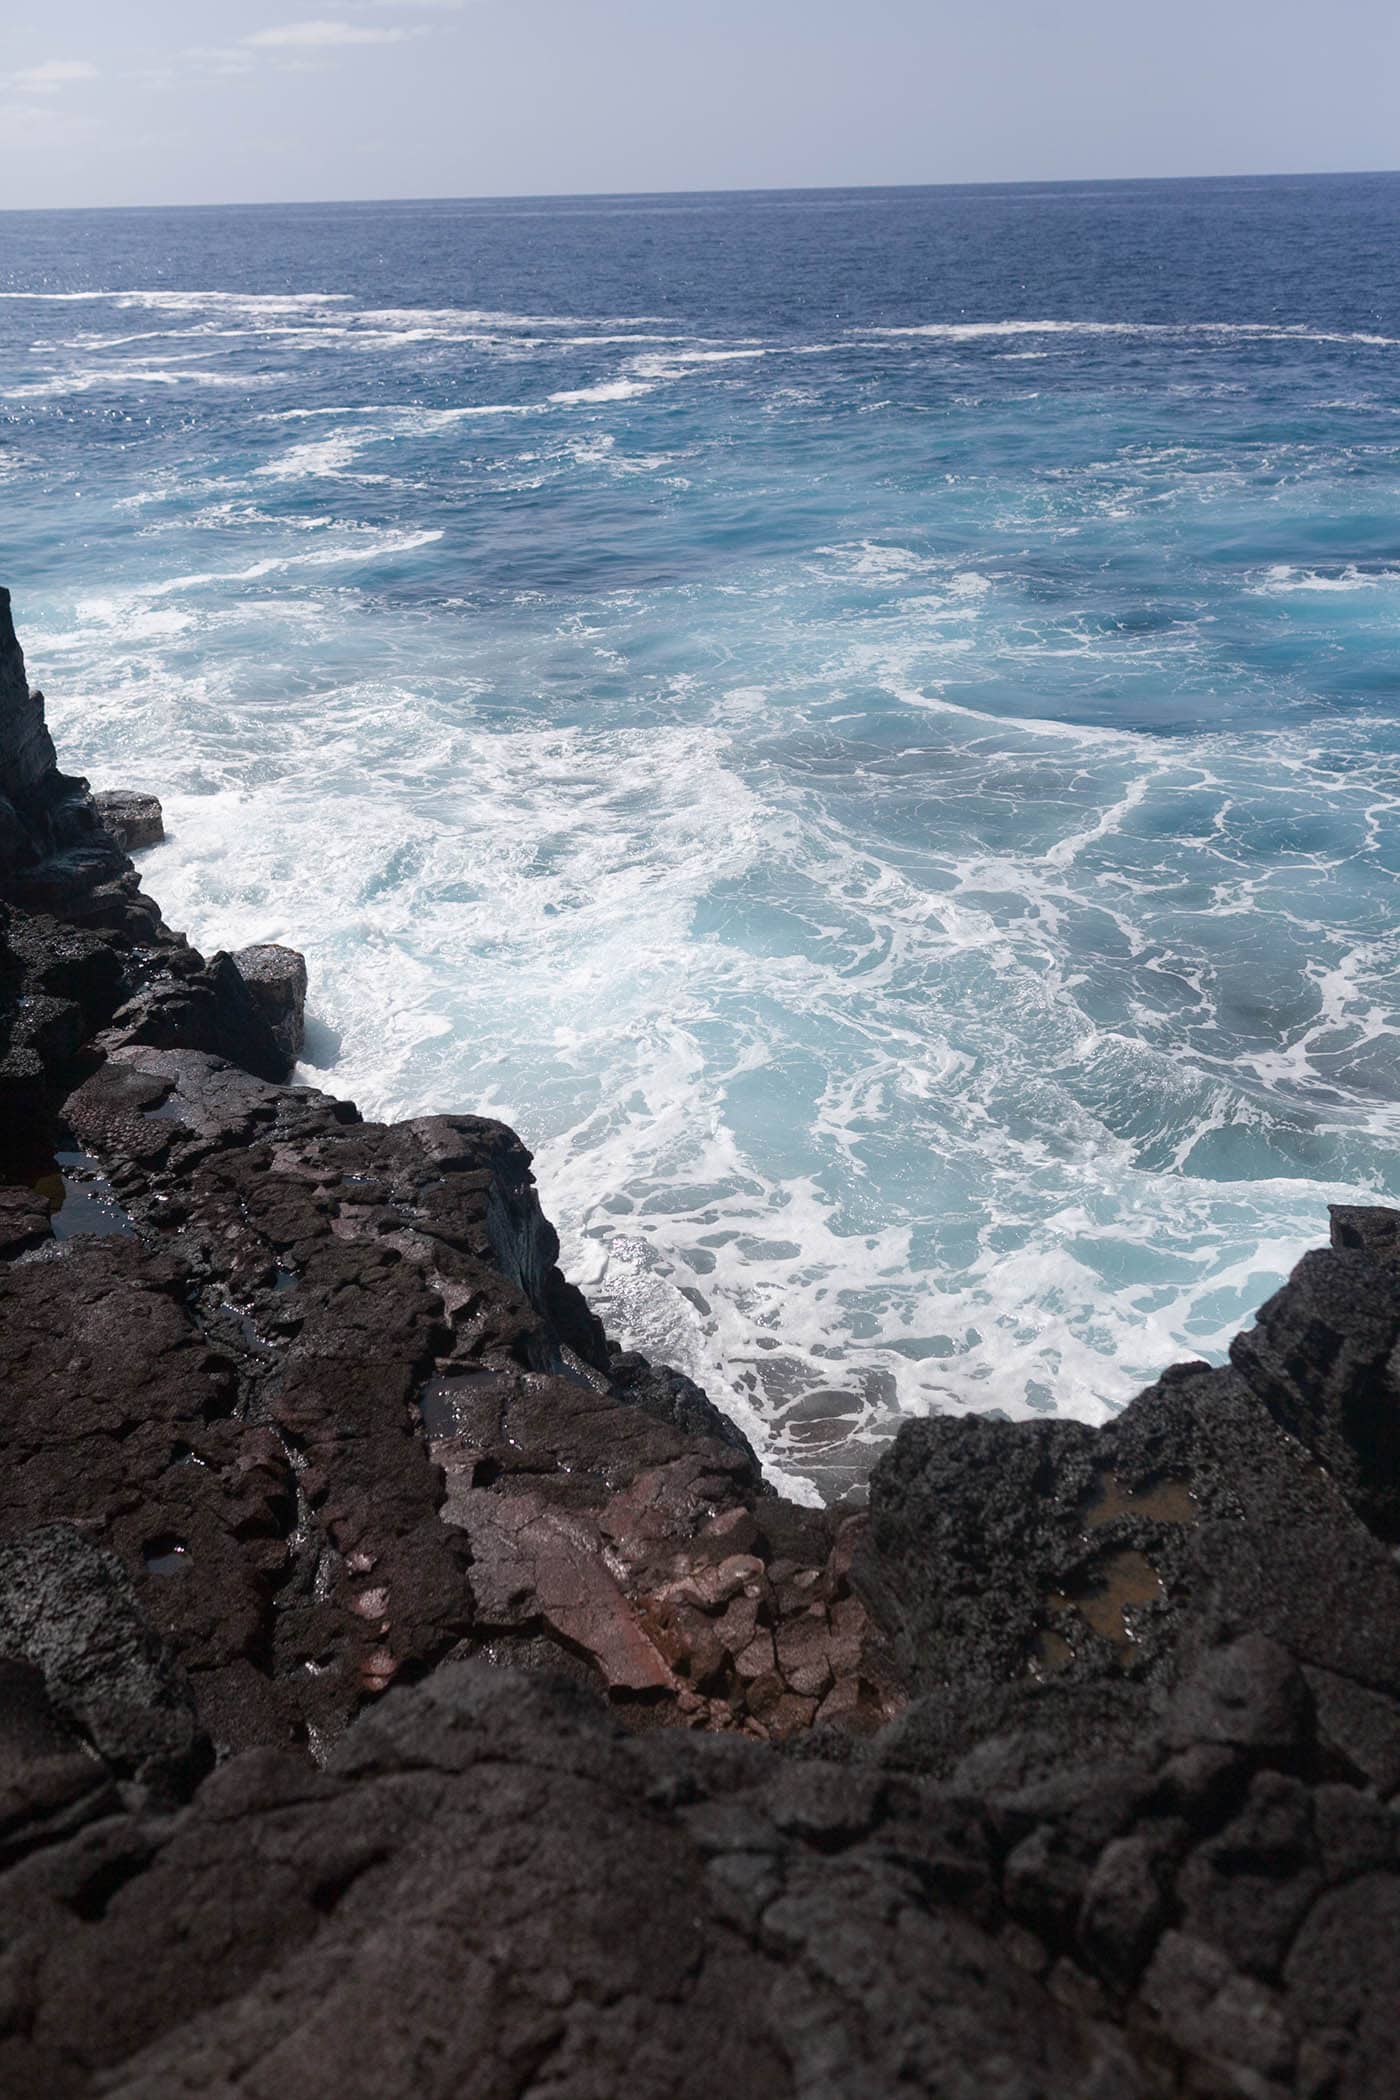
[4,164,1400,220]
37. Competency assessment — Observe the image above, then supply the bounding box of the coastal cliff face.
[2,593,1399,2098]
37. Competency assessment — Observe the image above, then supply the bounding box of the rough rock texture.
[0,589,293,1150]
[0,1665,1154,2100]
[0,1526,206,1803]
[3,591,1400,2096]
[858,1349,1400,1723]
[232,941,308,1062]
[93,788,165,852]
[20,1044,895,1750]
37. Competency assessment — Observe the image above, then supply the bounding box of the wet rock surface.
[3,592,1400,2095]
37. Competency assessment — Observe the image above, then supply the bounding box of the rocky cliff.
[1,591,1397,2098]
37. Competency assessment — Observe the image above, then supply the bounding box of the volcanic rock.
[232,941,307,1061]
[4,587,1400,2097]
[93,789,165,852]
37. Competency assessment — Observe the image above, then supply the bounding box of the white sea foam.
[67,530,444,607]
[549,354,765,407]
[813,544,993,592]
[1043,776,1152,868]
[261,403,541,423]
[0,290,675,345]
[553,334,701,347]
[548,379,656,405]
[253,431,393,481]
[348,305,668,332]
[8,367,281,398]
[888,681,1155,747]
[637,347,770,367]
[41,569,1400,1494]
[863,318,1400,347]
[1251,563,1400,594]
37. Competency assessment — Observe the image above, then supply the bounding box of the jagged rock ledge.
[2,587,1398,2098]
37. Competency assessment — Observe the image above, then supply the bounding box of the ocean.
[3,175,1398,1500]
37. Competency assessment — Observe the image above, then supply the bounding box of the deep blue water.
[3,177,1399,1497]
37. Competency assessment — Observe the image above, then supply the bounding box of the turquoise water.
[3,179,1399,1496]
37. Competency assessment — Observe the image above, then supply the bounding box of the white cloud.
[244,20,415,47]
[10,59,99,95]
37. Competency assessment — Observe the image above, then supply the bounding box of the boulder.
[232,941,308,1062]
[92,789,164,852]
[100,951,292,1084]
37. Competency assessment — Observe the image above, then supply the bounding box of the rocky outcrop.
[0,587,99,876]
[13,1040,895,1751]
[3,592,1399,2097]
[0,593,294,1143]
[93,788,164,852]
[858,1349,1400,1734]
[232,942,307,1061]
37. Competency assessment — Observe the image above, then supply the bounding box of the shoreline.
[4,584,1400,2094]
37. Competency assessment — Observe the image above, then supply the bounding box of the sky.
[1,0,1397,211]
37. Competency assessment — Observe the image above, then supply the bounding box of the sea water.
[3,177,1398,1499]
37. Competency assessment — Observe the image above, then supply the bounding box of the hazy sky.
[2,0,1397,210]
